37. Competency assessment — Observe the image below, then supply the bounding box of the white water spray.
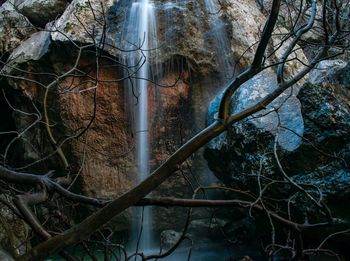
[204,0,234,80]
[121,0,158,251]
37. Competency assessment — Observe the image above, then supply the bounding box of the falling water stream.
[121,0,158,252]
[204,0,234,81]
[121,0,236,258]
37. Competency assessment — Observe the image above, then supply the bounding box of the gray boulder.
[17,0,68,27]
[2,30,51,75]
[0,1,35,54]
[205,70,304,184]
[205,61,350,200]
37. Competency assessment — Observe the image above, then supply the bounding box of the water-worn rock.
[17,0,68,27]
[49,0,284,76]
[0,1,35,54]
[0,0,320,242]
[205,60,350,199]
[206,70,304,181]
[160,230,182,247]
[1,0,292,198]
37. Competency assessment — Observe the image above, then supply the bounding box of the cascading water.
[121,0,158,251]
[204,0,234,81]
[119,0,235,258]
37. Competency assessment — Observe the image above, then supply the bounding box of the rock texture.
[48,0,272,75]
[205,59,350,200]
[0,1,35,54]
[0,0,286,199]
[0,0,331,245]
[0,0,258,242]
[17,0,68,27]
[221,0,265,67]
[51,0,113,44]
[292,61,350,198]
[3,30,51,76]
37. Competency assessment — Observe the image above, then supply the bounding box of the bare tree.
[0,0,349,260]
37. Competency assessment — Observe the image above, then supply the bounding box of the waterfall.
[204,0,234,81]
[121,0,158,251]
[118,0,233,255]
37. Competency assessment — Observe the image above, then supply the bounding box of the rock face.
[0,0,275,245]
[0,0,277,199]
[0,1,35,54]
[49,0,270,75]
[221,0,265,68]
[51,0,114,44]
[205,59,350,200]
[292,61,350,198]
[0,0,348,258]
[205,71,303,185]
[17,0,68,27]
[0,0,318,244]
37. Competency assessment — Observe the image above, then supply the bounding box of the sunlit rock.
[0,1,35,54]
[2,30,51,76]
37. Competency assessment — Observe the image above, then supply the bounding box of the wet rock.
[0,0,322,241]
[0,1,35,55]
[48,0,275,76]
[205,70,304,185]
[205,60,350,199]
[17,0,68,27]
[160,230,182,247]
[221,0,265,68]
[155,1,215,74]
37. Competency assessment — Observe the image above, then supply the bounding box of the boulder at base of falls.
[204,59,350,214]
[205,70,304,185]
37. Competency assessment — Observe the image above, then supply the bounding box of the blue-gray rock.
[232,71,304,151]
[205,62,350,201]
[1,30,51,76]
[308,60,347,85]
[207,71,304,152]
